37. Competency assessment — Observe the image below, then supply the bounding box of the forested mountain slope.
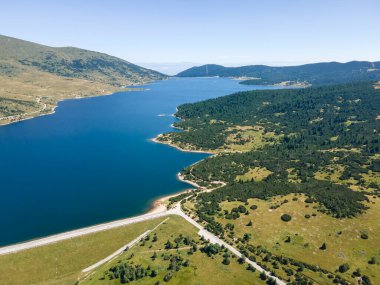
[158,81,380,284]
[176,61,380,86]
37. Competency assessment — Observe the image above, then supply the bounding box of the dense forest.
[161,81,380,221]
[176,62,380,86]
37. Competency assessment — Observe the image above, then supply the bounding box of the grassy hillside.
[80,216,266,285]
[0,35,167,124]
[0,217,167,285]
[176,61,380,86]
[158,81,380,284]
[0,216,266,285]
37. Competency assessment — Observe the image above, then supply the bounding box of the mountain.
[176,61,380,86]
[0,35,167,124]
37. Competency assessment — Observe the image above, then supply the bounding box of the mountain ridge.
[176,61,380,86]
[0,34,167,125]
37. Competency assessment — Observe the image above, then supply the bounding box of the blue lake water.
[0,77,277,246]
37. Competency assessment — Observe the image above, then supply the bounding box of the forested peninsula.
[157,81,380,284]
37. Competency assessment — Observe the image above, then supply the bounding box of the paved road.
[171,204,286,285]
[0,203,285,285]
[0,210,169,255]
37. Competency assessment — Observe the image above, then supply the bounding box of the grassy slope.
[80,215,265,285]
[0,216,267,285]
[0,34,166,123]
[0,217,167,285]
[206,195,380,284]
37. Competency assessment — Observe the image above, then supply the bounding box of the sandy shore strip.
[148,186,196,214]
[177,172,201,188]
[150,135,215,154]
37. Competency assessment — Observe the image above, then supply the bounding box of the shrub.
[247,264,256,272]
[361,275,372,285]
[304,197,315,203]
[281,214,292,222]
[368,256,377,265]
[338,263,350,273]
[250,204,258,210]
[260,271,267,280]
[352,268,361,277]
[361,233,369,239]
[222,257,230,265]
[304,214,311,219]
[163,273,172,282]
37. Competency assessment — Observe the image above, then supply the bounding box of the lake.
[0,77,277,246]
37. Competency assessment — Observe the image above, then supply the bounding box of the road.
[171,204,286,285]
[82,218,169,273]
[0,210,169,255]
[0,96,47,122]
[0,203,286,285]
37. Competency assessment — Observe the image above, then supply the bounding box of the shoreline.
[150,135,215,154]
[147,173,202,214]
[148,113,220,211]
[0,92,115,127]
[177,172,201,188]
[0,209,170,255]
[0,81,157,127]
[0,84,211,252]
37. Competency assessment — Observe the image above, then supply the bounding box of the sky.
[1,0,380,74]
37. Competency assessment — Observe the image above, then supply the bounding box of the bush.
[338,263,350,273]
[304,214,311,219]
[362,275,372,285]
[304,197,315,203]
[247,264,256,272]
[281,214,292,222]
[368,256,377,265]
[222,257,230,265]
[250,205,258,210]
[352,268,361,277]
[361,233,369,239]
[260,271,267,280]
[163,273,172,282]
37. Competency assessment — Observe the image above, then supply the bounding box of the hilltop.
[176,61,380,86]
[0,35,167,124]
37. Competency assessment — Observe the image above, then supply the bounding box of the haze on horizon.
[1,0,379,74]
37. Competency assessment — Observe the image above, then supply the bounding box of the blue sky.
[1,0,379,74]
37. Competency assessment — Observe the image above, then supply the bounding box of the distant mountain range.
[0,35,166,124]
[176,61,380,86]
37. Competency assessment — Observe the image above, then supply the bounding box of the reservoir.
[0,77,276,246]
